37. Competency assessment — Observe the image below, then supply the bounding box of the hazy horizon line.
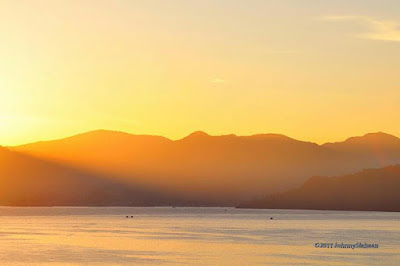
[6,129,399,148]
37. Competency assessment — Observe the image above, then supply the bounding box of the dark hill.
[0,146,164,206]
[238,165,400,212]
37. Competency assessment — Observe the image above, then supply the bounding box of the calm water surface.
[0,207,398,265]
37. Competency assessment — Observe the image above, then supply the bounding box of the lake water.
[0,207,398,265]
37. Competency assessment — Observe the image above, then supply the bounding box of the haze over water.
[0,207,398,265]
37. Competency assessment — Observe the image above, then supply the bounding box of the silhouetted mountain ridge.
[0,146,169,206]
[238,165,400,211]
[323,132,400,151]
[10,130,400,205]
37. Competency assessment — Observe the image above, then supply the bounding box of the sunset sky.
[1,0,399,145]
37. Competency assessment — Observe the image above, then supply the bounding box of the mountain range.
[5,130,400,206]
[238,165,400,212]
[0,145,169,206]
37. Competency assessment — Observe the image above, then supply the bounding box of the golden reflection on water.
[0,207,399,265]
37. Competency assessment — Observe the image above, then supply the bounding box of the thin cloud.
[264,50,300,54]
[210,78,226,83]
[320,15,400,42]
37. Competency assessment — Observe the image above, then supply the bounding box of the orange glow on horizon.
[0,0,399,146]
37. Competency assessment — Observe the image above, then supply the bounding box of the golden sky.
[1,0,399,145]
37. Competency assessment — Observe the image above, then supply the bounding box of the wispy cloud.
[264,50,300,54]
[321,15,400,42]
[210,78,226,83]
